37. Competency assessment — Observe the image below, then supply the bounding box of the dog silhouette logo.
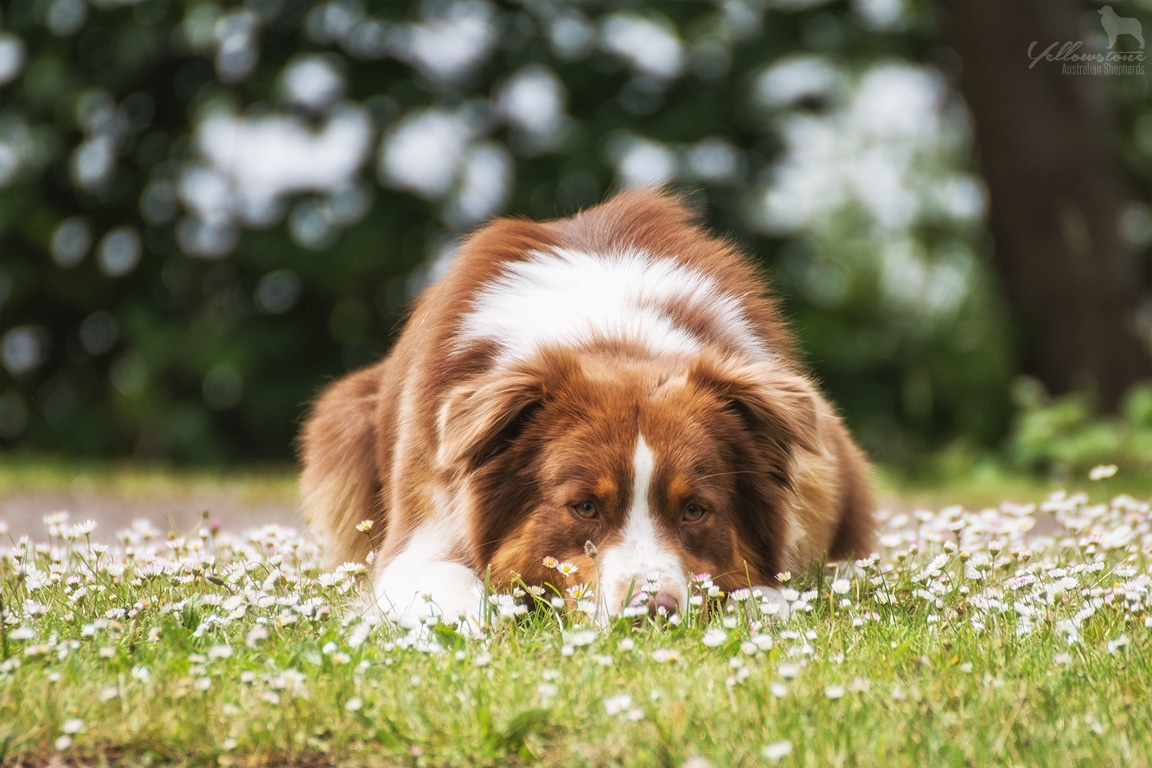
[1099,5,1145,49]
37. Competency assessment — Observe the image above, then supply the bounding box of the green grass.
[0,454,296,504]
[1,465,1150,767]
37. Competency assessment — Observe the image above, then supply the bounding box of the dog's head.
[436,348,818,617]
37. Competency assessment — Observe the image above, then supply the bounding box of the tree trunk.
[941,0,1150,410]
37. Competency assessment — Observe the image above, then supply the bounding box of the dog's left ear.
[437,350,579,470]
[689,357,819,457]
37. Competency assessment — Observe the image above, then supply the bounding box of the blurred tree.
[942,0,1152,412]
[0,0,1145,467]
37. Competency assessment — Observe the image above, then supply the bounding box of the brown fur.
[299,190,875,604]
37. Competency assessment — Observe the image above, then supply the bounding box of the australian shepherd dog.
[300,191,875,626]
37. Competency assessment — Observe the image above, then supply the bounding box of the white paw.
[374,558,485,633]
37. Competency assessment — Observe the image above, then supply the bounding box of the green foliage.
[1008,378,1152,478]
[0,0,1145,465]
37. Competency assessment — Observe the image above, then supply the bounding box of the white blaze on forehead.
[597,436,688,615]
[457,248,767,366]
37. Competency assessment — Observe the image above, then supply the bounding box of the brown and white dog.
[300,191,874,626]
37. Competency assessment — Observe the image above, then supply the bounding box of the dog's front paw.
[373,559,485,634]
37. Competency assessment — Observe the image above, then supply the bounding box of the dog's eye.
[682,503,706,522]
[571,501,599,519]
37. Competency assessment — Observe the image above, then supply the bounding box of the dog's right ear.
[436,350,579,470]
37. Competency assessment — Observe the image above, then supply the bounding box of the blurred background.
[1,0,1150,488]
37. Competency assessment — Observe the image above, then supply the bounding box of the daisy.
[208,644,233,660]
[763,741,793,761]
[562,630,595,647]
[72,520,97,537]
[566,583,593,600]
[1088,464,1118,481]
[702,628,727,647]
[603,693,632,716]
